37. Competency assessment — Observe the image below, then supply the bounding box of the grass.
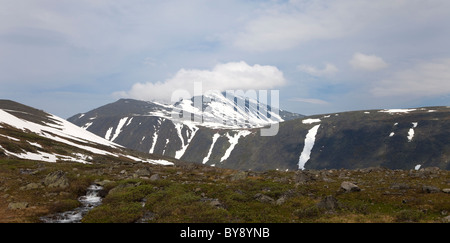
[0,158,449,223]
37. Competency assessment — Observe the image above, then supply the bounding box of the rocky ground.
[1,158,449,223]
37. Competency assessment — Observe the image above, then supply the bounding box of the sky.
[1,0,450,118]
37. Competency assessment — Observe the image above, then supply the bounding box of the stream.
[40,184,103,223]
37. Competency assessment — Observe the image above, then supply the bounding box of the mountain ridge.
[0,99,176,166]
[68,97,450,171]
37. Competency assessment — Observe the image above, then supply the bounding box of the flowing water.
[40,184,103,223]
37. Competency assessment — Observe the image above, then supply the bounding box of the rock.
[135,168,152,177]
[229,171,247,181]
[254,193,275,203]
[295,171,316,184]
[390,183,411,190]
[276,196,287,205]
[20,182,43,190]
[43,171,69,189]
[209,199,224,208]
[136,211,156,223]
[442,188,450,194]
[95,180,113,187]
[149,174,160,181]
[8,202,29,210]
[422,185,440,193]
[340,181,360,192]
[442,215,450,223]
[317,195,339,211]
[19,169,38,175]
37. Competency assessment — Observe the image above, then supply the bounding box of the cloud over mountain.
[116,61,286,102]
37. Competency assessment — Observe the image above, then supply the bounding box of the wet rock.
[43,171,69,189]
[340,181,360,192]
[95,179,113,187]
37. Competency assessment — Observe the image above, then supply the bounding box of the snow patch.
[149,120,161,154]
[110,117,129,142]
[220,130,252,162]
[298,124,321,170]
[415,164,421,170]
[174,123,198,159]
[379,109,416,114]
[203,133,220,164]
[104,127,113,140]
[0,134,20,141]
[407,122,418,142]
[27,141,42,148]
[126,117,134,126]
[302,118,321,124]
[82,122,93,130]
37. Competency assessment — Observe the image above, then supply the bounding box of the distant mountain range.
[67,95,450,171]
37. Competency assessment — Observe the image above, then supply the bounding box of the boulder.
[295,171,316,184]
[340,181,360,192]
[43,171,69,189]
[135,168,152,177]
[149,174,160,181]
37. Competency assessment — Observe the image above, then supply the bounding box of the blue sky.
[1,0,450,118]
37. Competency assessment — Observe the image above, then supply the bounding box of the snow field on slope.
[203,133,220,164]
[298,124,321,170]
[220,130,252,162]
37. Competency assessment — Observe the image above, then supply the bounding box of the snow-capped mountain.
[68,93,303,162]
[69,98,450,171]
[0,100,173,165]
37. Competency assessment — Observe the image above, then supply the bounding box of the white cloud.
[350,52,388,71]
[289,98,330,105]
[117,61,286,101]
[372,58,450,97]
[297,63,339,77]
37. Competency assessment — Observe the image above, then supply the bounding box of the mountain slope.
[68,93,303,161]
[69,98,450,171]
[0,100,174,166]
[223,107,450,171]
